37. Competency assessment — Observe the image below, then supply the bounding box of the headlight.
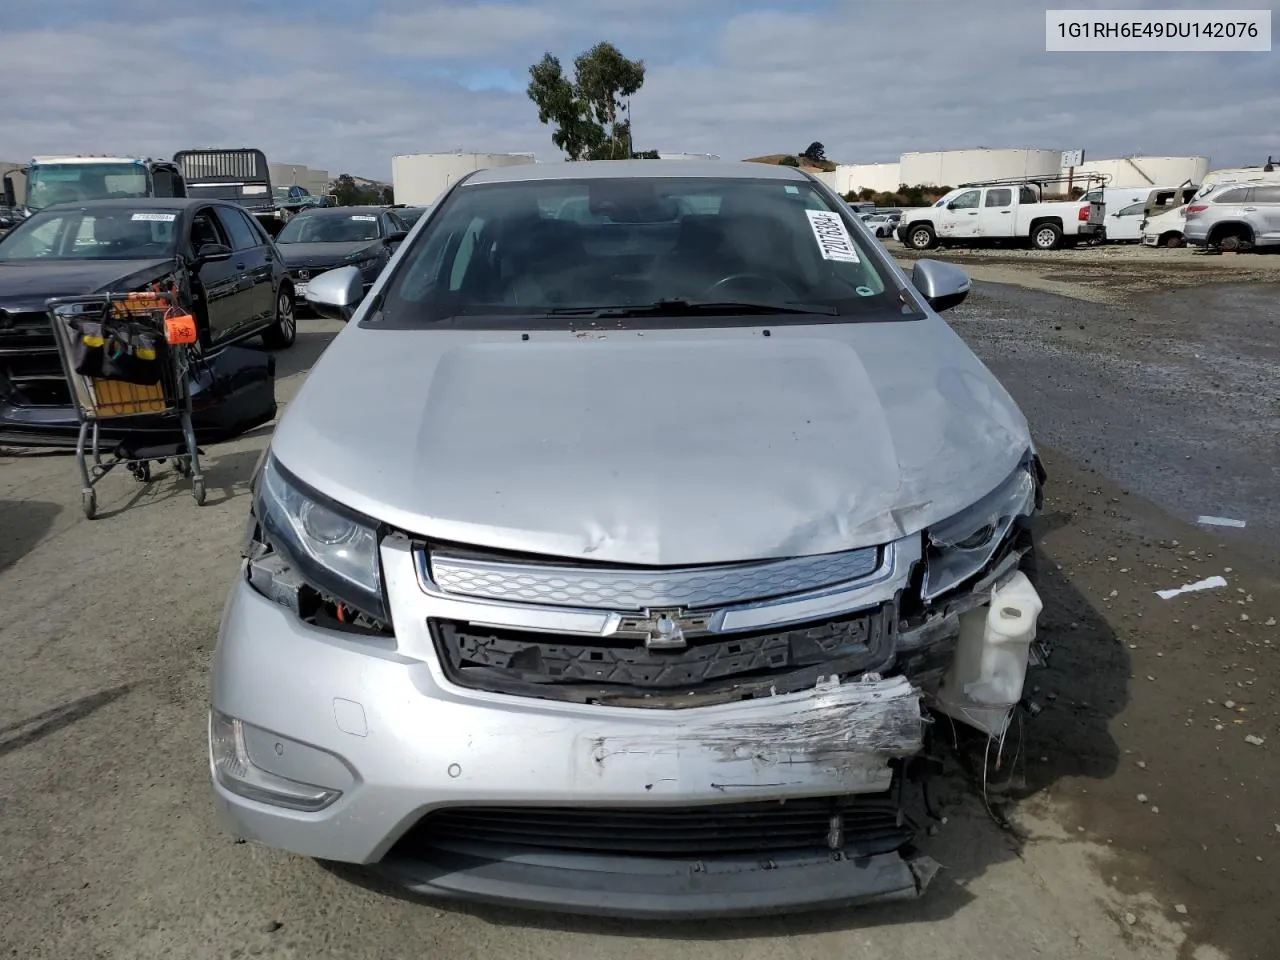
[255,455,387,620]
[922,460,1038,601]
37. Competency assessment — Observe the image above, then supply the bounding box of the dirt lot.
[892,240,1280,303]
[1,250,1277,960]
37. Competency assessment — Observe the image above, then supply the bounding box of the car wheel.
[906,224,937,250]
[262,285,297,349]
[1218,233,1243,253]
[1161,232,1184,248]
[1031,223,1063,251]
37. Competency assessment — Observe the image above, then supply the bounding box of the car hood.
[271,317,1033,566]
[277,242,377,268]
[0,258,177,311]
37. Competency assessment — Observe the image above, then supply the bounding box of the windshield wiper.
[545,298,839,319]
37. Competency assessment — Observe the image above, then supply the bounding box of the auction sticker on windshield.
[131,212,177,222]
[805,209,860,263]
[351,215,377,221]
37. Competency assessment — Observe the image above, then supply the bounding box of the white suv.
[1184,183,1280,252]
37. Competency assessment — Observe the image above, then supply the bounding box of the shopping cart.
[47,289,207,519]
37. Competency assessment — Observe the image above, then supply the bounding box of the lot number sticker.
[131,212,177,222]
[351,215,377,221]
[805,209,859,263]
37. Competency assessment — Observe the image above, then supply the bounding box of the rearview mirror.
[911,259,971,313]
[195,242,233,263]
[305,265,363,322]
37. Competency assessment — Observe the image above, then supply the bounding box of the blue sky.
[6,0,1276,180]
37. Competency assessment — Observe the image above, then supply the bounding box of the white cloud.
[4,0,1277,180]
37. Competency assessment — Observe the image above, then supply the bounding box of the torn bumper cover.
[215,458,1045,916]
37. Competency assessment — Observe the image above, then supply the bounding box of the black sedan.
[273,206,409,306]
[0,198,294,445]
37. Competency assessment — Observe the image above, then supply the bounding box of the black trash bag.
[70,316,167,385]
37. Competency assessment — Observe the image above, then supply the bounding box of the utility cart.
[47,289,206,519]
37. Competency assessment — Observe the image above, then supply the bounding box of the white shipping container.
[1065,156,1209,189]
[392,152,536,206]
[899,149,1061,187]
[817,163,902,196]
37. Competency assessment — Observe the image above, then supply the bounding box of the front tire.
[1031,223,1063,251]
[262,285,297,349]
[906,224,937,251]
[1161,232,1184,248]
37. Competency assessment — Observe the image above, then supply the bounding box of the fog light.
[209,710,341,812]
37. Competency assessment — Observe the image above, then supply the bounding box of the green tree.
[778,155,800,167]
[527,42,647,160]
[330,174,362,206]
[801,141,826,163]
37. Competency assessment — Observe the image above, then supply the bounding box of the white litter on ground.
[1197,516,1246,528]
[1156,576,1228,600]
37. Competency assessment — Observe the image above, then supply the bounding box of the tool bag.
[70,314,167,386]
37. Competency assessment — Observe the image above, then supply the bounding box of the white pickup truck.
[895,183,1104,251]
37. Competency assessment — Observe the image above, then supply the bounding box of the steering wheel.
[700,272,797,300]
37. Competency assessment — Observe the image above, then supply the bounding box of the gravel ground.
[0,254,1277,960]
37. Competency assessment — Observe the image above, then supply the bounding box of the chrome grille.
[427,546,882,610]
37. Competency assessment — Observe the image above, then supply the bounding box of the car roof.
[466,159,813,186]
[39,197,202,212]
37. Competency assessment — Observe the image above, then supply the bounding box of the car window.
[1213,187,1251,204]
[984,188,1012,208]
[0,208,180,261]
[1118,201,1147,217]
[152,169,180,198]
[217,207,261,251]
[380,176,901,328]
[276,213,381,243]
[191,207,231,251]
[950,190,981,210]
[1019,186,1038,204]
[1251,185,1280,204]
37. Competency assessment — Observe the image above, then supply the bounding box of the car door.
[215,205,275,331]
[1106,200,1147,241]
[977,187,1015,237]
[937,189,981,238]
[1245,184,1280,241]
[188,206,244,344]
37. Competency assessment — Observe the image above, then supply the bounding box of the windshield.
[26,163,150,213]
[276,213,382,244]
[380,176,901,327]
[0,208,179,261]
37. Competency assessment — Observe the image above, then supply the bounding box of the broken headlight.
[921,459,1038,601]
[253,454,388,622]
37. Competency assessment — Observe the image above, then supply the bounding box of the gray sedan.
[210,159,1046,918]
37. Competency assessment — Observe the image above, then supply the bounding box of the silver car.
[210,160,1046,918]
[1183,181,1280,252]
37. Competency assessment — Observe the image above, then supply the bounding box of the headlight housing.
[922,459,1039,601]
[254,454,387,621]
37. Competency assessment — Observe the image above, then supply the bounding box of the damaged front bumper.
[212,460,1045,917]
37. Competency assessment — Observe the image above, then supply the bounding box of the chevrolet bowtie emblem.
[616,608,713,650]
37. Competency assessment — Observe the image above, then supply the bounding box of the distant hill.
[744,154,838,173]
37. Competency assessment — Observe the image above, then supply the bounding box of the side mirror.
[911,259,971,313]
[386,230,408,243]
[195,242,233,263]
[945,202,957,210]
[305,265,363,322]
